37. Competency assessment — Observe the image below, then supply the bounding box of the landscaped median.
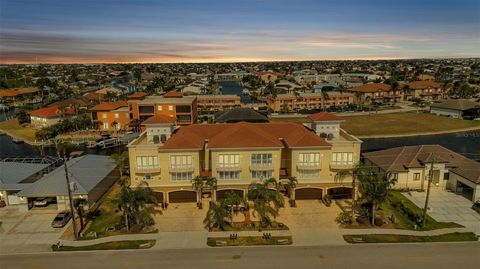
[343,232,478,244]
[52,240,156,251]
[207,236,292,247]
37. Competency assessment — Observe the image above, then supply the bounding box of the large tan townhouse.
[128,112,362,206]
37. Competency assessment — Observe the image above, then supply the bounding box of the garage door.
[327,187,353,199]
[169,191,197,203]
[153,192,164,204]
[216,189,244,200]
[295,188,323,200]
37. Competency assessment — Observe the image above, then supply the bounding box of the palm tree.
[284,177,297,206]
[73,198,88,231]
[334,164,367,220]
[223,191,247,221]
[71,102,80,116]
[357,170,397,224]
[248,178,284,227]
[321,90,330,111]
[115,182,156,232]
[57,106,67,118]
[109,151,129,178]
[203,201,230,231]
[192,176,204,206]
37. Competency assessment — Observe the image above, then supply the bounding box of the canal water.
[1,130,479,159]
[0,135,126,158]
[218,81,253,103]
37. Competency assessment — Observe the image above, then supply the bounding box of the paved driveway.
[402,189,480,235]
[277,200,346,245]
[0,206,66,254]
[154,203,207,232]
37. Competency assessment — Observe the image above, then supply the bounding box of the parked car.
[51,211,72,228]
[33,197,55,207]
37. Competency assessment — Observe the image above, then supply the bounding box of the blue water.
[361,131,480,161]
[218,81,253,103]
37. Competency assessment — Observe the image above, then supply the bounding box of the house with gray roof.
[363,145,480,202]
[16,155,118,211]
[430,99,480,119]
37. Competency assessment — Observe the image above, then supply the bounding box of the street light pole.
[63,157,78,239]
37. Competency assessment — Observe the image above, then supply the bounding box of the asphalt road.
[1,243,479,269]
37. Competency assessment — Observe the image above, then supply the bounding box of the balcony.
[216,163,242,171]
[169,165,194,172]
[136,166,161,173]
[296,162,321,170]
[330,162,355,170]
[250,162,274,171]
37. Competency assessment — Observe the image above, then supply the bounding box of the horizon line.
[1,56,479,65]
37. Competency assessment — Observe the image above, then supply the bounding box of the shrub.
[374,217,384,226]
[86,209,101,220]
[322,196,332,207]
[356,208,371,224]
[336,211,353,224]
[390,200,422,225]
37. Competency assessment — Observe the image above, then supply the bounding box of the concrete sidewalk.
[341,227,473,236]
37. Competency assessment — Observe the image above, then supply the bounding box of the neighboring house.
[17,155,118,211]
[0,87,42,107]
[90,101,130,130]
[430,99,480,119]
[405,81,443,100]
[363,145,480,202]
[128,92,197,125]
[255,71,280,83]
[127,112,361,205]
[214,108,269,123]
[196,95,242,113]
[274,80,303,94]
[214,72,250,82]
[347,83,395,104]
[0,157,58,208]
[267,92,354,112]
[181,80,209,95]
[29,105,76,129]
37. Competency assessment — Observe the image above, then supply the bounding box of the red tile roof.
[349,83,390,93]
[406,81,440,90]
[129,92,147,99]
[0,87,39,97]
[141,115,176,125]
[90,101,128,111]
[29,105,75,118]
[161,122,330,150]
[308,112,344,122]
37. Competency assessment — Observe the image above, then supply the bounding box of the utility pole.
[422,153,435,227]
[62,153,79,239]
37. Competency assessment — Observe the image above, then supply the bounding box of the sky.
[0,0,479,64]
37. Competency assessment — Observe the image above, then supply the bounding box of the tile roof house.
[127,114,362,205]
[29,105,76,129]
[90,101,130,130]
[363,145,480,201]
[430,99,480,119]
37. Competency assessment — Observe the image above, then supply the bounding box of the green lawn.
[270,112,480,136]
[342,112,480,136]
[343,232,478,244]
[80,183,123,239]
[386,191,462,231]
[52,240,155,251]
[207,236,292,247]
[0,119,37,142]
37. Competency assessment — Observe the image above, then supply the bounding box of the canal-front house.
[127,112,362,205]
[363,145,480,202]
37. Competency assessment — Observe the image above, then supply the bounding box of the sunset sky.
[1,0,479,64]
